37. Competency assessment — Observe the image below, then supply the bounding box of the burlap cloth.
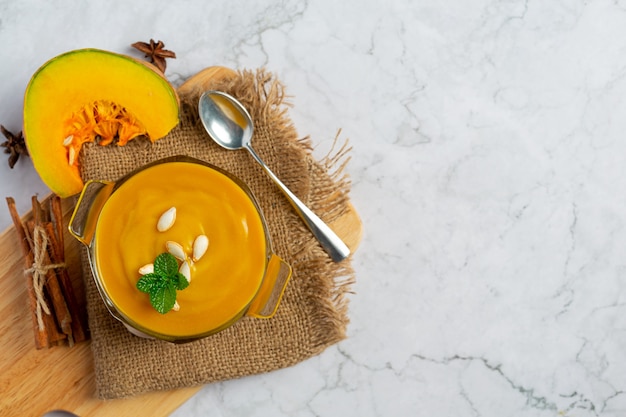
[78,68,355,399]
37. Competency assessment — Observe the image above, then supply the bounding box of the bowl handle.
[246,254,292,318]
[68,180,115,246]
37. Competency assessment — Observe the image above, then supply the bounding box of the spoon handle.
[245,144,351,262]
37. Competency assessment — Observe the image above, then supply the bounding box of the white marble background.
[2,0,626,416]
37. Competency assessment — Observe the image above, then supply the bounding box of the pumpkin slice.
[23,48,180,197]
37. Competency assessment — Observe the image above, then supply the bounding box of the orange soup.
[93,161,267,338]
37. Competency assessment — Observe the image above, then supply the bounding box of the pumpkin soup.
[93,161,267,337]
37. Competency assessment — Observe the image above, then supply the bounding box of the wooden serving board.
[0,196,361,417]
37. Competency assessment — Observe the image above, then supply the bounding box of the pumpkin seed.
[192,235,209,262]
[172,300,180,312]
[179,259,191,283]
[165,241,186,261]
[138,263,154,275]
[157,207,176,232]
[68,147,76,165]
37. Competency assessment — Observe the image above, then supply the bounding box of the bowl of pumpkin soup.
[69,156,292,343]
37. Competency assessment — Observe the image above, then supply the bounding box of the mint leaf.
[154,252,179,276]
[175,272,189,290]
[150,282,177,314]
[137,273,160,293]
[136,252,190,314]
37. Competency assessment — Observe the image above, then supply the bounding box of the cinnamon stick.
[49,196,64,253]
[24,209,68,347]
[44,221,87,344]
[25,218,71,341]
[40,296,66,346]
[5,197,49,349]
[22,214,67,346]
[30,196,74,343]
[52,196,89,342]
[6,195,90,348]
[50,195,89,342]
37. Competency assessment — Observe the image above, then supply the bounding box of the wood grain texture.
[0,195,361,417]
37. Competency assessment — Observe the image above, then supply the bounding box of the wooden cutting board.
[0,195,361,417]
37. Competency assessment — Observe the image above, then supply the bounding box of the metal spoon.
[198,90,350,262]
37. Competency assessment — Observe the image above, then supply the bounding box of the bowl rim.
[85,155,278,343]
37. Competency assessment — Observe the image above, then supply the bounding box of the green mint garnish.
[136,252,189,314]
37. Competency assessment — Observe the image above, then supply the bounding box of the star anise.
[1,125,28,169]
[131,39,176,73]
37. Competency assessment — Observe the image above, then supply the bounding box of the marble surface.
[2,0,626,416]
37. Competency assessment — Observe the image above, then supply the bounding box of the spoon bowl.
[199,91,350,262]
[198,91,254,151]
